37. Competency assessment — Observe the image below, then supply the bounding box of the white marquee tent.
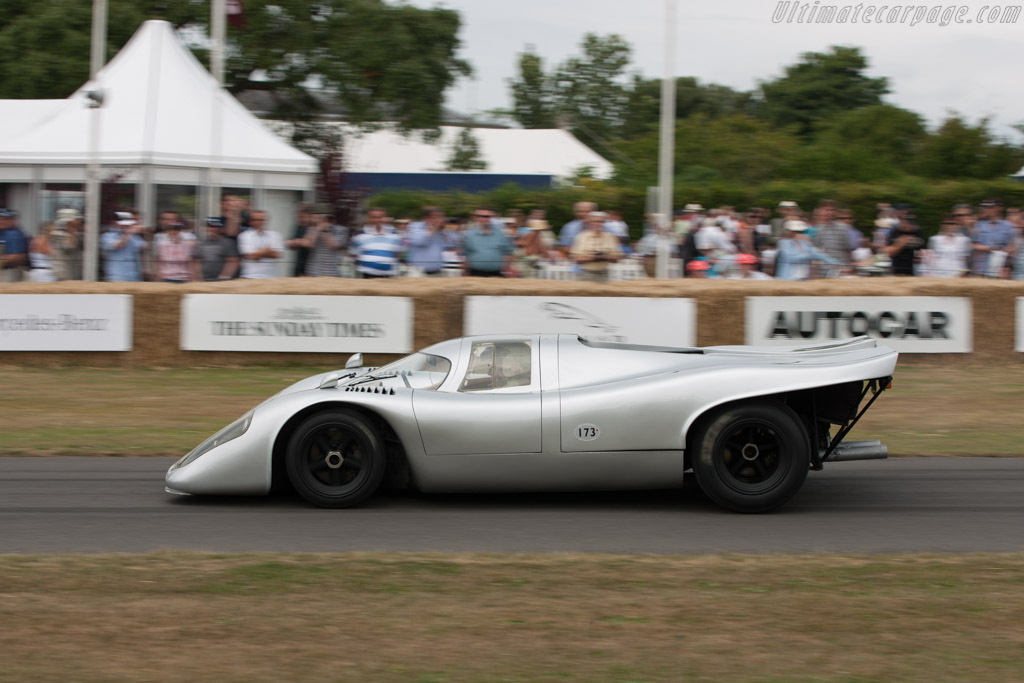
[343,126,614,179]
[0,20,316,232]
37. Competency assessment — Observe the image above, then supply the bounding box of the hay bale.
[2,277,1023,368]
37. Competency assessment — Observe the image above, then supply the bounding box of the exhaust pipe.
[822,440,888,462]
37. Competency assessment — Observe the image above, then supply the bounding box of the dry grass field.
[1,362,1022,457]
[1,552,1023,682]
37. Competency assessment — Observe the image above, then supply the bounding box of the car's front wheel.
[691,400,809,513]
[286,409,386,508]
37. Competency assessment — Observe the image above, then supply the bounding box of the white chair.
[536,263,579,280]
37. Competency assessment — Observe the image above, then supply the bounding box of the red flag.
[227,0,246,29]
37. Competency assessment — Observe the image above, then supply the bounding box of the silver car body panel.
[166,334,897,496]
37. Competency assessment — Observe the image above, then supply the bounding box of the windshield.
[367,352,452,390]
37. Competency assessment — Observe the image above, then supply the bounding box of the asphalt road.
[1,456,1022,554]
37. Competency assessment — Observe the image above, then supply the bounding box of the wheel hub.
[741,443,760,461]
[325,450,344,469]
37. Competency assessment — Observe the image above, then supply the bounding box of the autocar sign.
[745,296,972,353]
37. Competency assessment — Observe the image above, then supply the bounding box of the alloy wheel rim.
[717,420,787,492]
[299,423,369,495]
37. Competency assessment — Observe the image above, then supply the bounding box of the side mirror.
[85,89,105,108]
[345,352,363,369]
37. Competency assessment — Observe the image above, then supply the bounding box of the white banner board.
[745,296,972,353]
[181,295,413,353]
[465,296,697,346]
[1017,298,1024,352]
[0,295,132,351]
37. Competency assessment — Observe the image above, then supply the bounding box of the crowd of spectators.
[2,195,1024,283]
[641,198,1024,280]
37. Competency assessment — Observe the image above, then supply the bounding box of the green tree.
[550,33,632,149]
[446,127,487,171]
[614,114,800,186]
[622,76,756,137]
[759,46,889,136]
[0,0,470,136]
[913,115,1023,179]
[0,0,204,99]
[509,47,556,128]
[787,105,928,181]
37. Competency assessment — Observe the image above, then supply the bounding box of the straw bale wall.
[2,277,1023,368]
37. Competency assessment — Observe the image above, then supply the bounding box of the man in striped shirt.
[350,208,402,278]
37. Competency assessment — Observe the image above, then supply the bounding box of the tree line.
[503,38,1024,186]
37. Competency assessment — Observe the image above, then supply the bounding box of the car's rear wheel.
[286,410,386,508]
[691,400,809,513]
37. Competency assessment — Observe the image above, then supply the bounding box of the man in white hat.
[771,201,800,240]
[100,211,147,282]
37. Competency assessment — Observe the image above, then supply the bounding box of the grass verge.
[0,552,1022,682]
[2,363,1023,456]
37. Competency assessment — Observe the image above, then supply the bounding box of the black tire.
[691,400,810,513]
[286,409,386,508]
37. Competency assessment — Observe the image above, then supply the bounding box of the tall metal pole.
[655,0,677,279]
[208,0,226,221]
[83,0,107,281]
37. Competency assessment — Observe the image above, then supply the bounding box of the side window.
[460,341,532,392]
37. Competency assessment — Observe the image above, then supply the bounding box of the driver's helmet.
[494,342,531,385]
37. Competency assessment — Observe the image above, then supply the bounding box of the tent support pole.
[84,0,107,282]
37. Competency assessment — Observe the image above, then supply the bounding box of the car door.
[413,337,543,455]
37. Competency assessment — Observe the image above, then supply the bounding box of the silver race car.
[166,334,897,513]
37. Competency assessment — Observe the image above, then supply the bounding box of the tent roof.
[343,126,614,179]
[0,20,315,175]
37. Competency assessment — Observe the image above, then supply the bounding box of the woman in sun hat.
[774,220,841,281]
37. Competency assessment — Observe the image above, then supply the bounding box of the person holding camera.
[298,208,348,277]
[885,210,925,276]
[570,211,622,283]
[101,211,147,282]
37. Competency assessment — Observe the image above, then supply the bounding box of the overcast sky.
[410,0,1023,139]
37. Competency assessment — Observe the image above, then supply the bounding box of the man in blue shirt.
[406,206,456,275]
[350,208,403,278]
[557,201,596,251]
[461,208,513,276]
[101,212,147,282]
[0,208,28,282]
[972,199,1016,277]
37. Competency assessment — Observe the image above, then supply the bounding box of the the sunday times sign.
[0,294,132,351]
[465,296,696,346]
[746,296,971,353]
[181,295,413,353]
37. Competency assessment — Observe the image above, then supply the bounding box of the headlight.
[174,411,253,469]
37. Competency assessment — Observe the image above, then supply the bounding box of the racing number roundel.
[575,424,600,442]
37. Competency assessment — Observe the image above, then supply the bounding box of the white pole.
[83,0,107,281]
[208,0,226,221]
[656,0,677,279]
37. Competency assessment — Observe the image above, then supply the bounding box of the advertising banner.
[465,296,697,346]
[745,296,972,353]
[0,294,132,351]
[1017,298,1024,352]
[181,295,413,353]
